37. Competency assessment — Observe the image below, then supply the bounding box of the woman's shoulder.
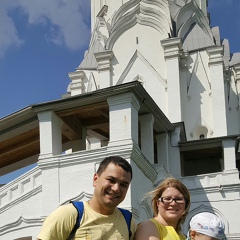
[138,219,155,227]
[134,219,159,240]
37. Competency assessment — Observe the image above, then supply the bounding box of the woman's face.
[157,187,186,225]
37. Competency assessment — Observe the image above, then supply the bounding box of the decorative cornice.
[233,63,240,82]
[68,71,85,92]
[68,71,85,81]
[161,38,182,60]
[107,92,140,112]
[207,46,224,66]
[94,51,113,71]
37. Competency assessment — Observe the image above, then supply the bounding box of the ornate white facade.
[1,0,240,239]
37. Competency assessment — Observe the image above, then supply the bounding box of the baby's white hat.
[189,212,225,239]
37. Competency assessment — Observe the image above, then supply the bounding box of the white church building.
[1,0,240,239]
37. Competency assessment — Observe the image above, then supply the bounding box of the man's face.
[93,163,131,213]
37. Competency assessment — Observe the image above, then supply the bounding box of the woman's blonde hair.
[148,177,191,232]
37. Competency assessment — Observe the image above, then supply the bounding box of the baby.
[187,212,225,240]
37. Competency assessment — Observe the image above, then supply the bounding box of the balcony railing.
[0,167,42,209]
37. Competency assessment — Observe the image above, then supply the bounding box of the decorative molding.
[107,92,141,112]
[131,142,158,183]
[107,0,170,50]
[207,46,224,66]
[161,38,182,60]
[38,147,108,169]
[0,216,43,236]
[94,51,113,71]
[68,71,85,94]
[131,207,140,221]
[0,186,42,214]
[0,167,42,212]
[60,191,93,206]
[68,71,85,81]
[233,63,240,82]
[180,172,240,192]
[136,198,152,220]
[116,50,167,88]
[111,0,169,27]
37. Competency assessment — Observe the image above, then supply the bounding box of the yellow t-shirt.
[37,202,135,240]
[150,218,186,240]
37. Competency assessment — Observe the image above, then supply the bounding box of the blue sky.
[0,0,91,118]
[0,0,240,183]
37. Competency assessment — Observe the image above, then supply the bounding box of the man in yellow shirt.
[37,156,135,240]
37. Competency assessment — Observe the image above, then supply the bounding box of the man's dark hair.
[97,156,132,179]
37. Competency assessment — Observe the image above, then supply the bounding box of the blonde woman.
[134,178,191,240]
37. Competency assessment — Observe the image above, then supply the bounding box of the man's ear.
[93,173,98,187]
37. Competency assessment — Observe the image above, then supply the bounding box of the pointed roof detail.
[106,0,172,50]
[78,39,104,70]
[176,0,214,51]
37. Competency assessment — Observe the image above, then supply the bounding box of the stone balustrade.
[0,167,42,209]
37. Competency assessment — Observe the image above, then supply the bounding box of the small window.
[199,134,205,139]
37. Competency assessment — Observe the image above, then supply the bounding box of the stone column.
[222,139,237,172]
[72,130,87,152]
[168,126,182,178]
[95,51,113,89]
[139,114,154,164]
[37,111,63,216]
[207,46,227,137]
[161,38,182,123]
[156,133,169,168]
[38,110,63,158]
[107,92,140,146]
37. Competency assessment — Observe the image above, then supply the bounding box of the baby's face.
[194,232,218,240]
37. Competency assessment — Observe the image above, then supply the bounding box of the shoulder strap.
[68,202,132,240]
[67,201,84,240]
[118,207,132,239]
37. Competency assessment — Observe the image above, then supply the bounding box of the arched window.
[199,134,205,139]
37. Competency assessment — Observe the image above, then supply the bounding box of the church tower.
[68,0,239,139]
